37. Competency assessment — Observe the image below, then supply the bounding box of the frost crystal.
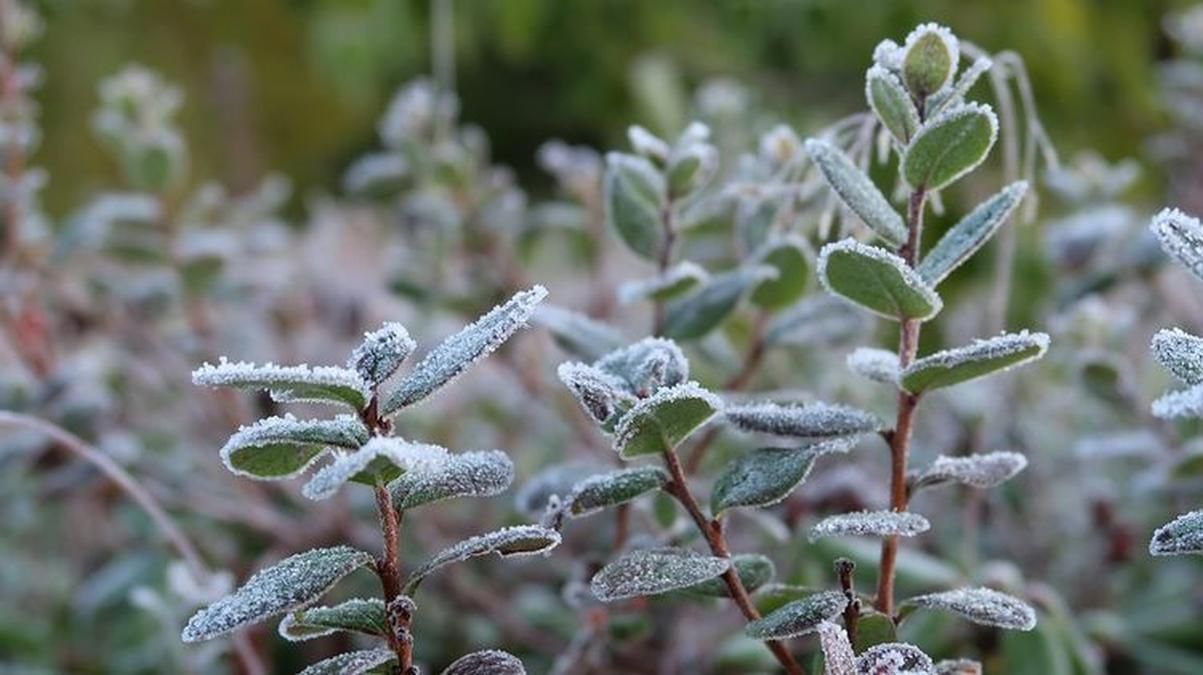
[901,330,1049,393]
[725,401,880,439]
[534,305,625,362]
[809,510,930,542]
[181,546,374,642]
[903,587,1037,631]
[192,358,371,410]
[847,347,901,384]
[441,649,527,675]
[683,553,775,597]
[818,621,857,675]
[347,322,416,384]
[817,238,944,321]
[302,438,449,501]
[1151,207,1203,282]
[745,590,847,639]
[1150,509,1203,556]
[856,643,936,674]
[805,138,908,247]
[612,381,723,457]
[297,648,396,675]
[911,452,1028,491]
[277,598,387,642]
[219,414,368,481]
[590,547,730,602]
[902,22,960,93]
[1151,327,1203,385]
[404,525,561,594]
[596,336,690,394]
[557,361,633,425]
[389,450,514,510]
[567,466,669,517]
[384,285,547,413]
[1152,382,1203,419]
[711,439,857,514]
[917,181,1028,286]
[618,261,709,305]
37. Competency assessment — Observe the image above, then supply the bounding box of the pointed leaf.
[918,181,1028,285]
[866,65,920,144]
[219,414,368,480]
[911,452,1027,492]
[278,598,387,642]
[557,361,635,426]
[297,649,395,675]
[682,553,775,597]
[902,103,998,192]
[348,322,416,384]
[533,305,625,362]
[1150,207,1203,282]
[751,238,810,309]
[590,547,730,602]
[302,438,449,500]
[404,525,560,594]
[857,643,936,674]
[902,23,958,99]
[711,439,856,514]
[662,267,774,340]
[745,590,847,639]
[193,358,370,410]
[725,401,880,440]
[900,331,1049,393]
[441,650,526,675]
[818,621,857,675]
[605,152,665,259]
[902,587,1037,631]
[618,261,709,304]
[1151,327,1203,386]
[1150,509,1203,556]
[804,139,907,247]
[846,347,901,384]
[182,546,374,642]
[389,450,514,510]
[810,511,930,542]
[818,239,942,321]
[613,382,722,458]
[567,466,669,517]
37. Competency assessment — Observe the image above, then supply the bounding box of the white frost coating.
[557,361,634,425]
[918,181,1028,285]
[566,466,668,517]
[856,643,936,674]
[817,621,856,675]
[804,138,907,247]
[725,400,880,439]
[904,587,1037,631]
[1150,509,1203,556]
[945,56,993,105]
[745,590,847,639]
[533,304,624,362]
[847,347,901,384]
[627,125,670,163]
[219,414,368,480]
[912,452,1027,490]
[612,381,723,453]
[865,64,920,143]
[385,285,548,412]
[590,547,730,602]
[277,597,386,642]
[1152,382,1203,419]
[343,153,408,194]
[901,330,1049,391]
[903,102,999,190]
[514,462,606,516]
[617,261,709,305]
[873,39,903,70]
[935,659,982,675]
[441,649,527,675]
[1151,207,1203,282]
[302,437,449,501]
[595,337,690,393]
[809,510,930,542]
[817,239,944,320]
[1151,327,1203,385]
[297,648,396,675]
[404,525,561,594]
[192,357,371,410]
[390,449,514,510]
[347,321,416,384]
[903,22,960,92]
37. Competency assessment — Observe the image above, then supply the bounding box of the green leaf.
[662,267,774,340]
[724,400,880,440]
[302,438,448,500]
[901,587,1037,631]
[804,139,907,247]
[753,584,825,615]
[557,361,635,426]
[900,331,1050,393]
[594,337,690,395]
[514,461,606,516]
[604,152,665,259]
[751,238,810,309]
[182,546,374,642]
[809,510,930,542]
[853,610,898,651]
[389,450,514,510]
[192,359,370,411]
[297,649,396,675]
[278,598,387,641]
[619,261,709,304]
[590,547,730,602]
[1151,327,1203,386]
[1150,509,1203,556]
[347,322,416,384]
[902,23,958,99]
[613,382,722,458]
[219,414,368,480]
[567,466,669,517]
[902,103,998,192]
[441,650,526,675]
[403,525,561,594]
[745,590,847,639]
[918,181,1029,285]
[866,65,920,144]
[818,239,942,321]
[533,305,625,362]
[682,554,775,597]
[711,440,855,514]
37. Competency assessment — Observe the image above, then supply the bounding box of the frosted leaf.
[192,358,370,411]
[219,414,368,481]
[403,525,561,594]
[347,322,416,384]
[917,182,1028,286]
[902,103,998,192]
[847,348,901,384]
[935,659,982,675]
[442,649,526,675]
[766,296,869,348]
[343,152,408,196]
[911,452,1027,491]
[901,22,959,99]
[662,267,777,340]
[930,56,993,115]
[567,466,669,517]
[711,439,857,514]
[590,547,730,602]
[181,546,374,642]
[534,305,625,361]
[514,462,605,516]
[902,587,1037,631]
[596,337,689,395]
[866,65,920,145]
[809,511,930,542]
[612,382,723,458]
[804,139,908,247]
[856,643,936,674]
[628,125,670,163]
[384,286,548,413]
[1150,207,1203,282]
[605,152,666,259]
[681,553,775,597]
[618,261,709,305]
[1150,509,1203,555]
[818,239,943,321]
[278,598,386,642]
[900,331,1049,393]
[818,621,856,675]
[1151,327,1203,385]
[557,362,634,426]
[725,401,881,440]
[302,438,449,501]
[745,590,847,639]
[389,450,514,510]
[297,649,395,675]
[1151,382,1203,419]
[751,237,811,310]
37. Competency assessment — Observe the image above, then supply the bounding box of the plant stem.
[660,446,805,675]
[374,486,412,671]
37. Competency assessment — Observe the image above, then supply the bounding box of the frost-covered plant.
[182,287,557,674]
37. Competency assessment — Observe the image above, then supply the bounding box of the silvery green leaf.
[711,439,856,514]
[900,331,1049,393]
[297,649,396,675]
[846,347,901,384]
[810,511,930,542]
[596,337,689,394]
[1151,327,1203,385]
[533,305,625,362]
[902,103,998,192]
[181,546,374,642]
[557,361,636,425]
[818,239,943,321]
[866,65,920,145]
[385,285,547,412]
[567,466,669,517]
[302,438,449,500]
[901,23,959,100]
[613,382,722,458]
[628,125,670,164]
[911,452,1028,492]
[347,322,416,384]
[1150,509,1203,555]
[193,358,371,411]
[725,401,880,440]
[856,643,935,674]
[751,237,810,309]
[605,152,665,260]
[403,525,561,594]
[618,261,709,304]
[514,462,605,516]
[745,590,847,639]
[278,598,387,641]
[667,142,718,198]
[930,56,993,116]
[1151,207,1203,282]
[590,547,730,602]
[681,553,775,597]
[902,587,1037,631]
[662,267,775,340]
[442,649,526,675]
[219,414,369,480]
[935,659,982,675]
[765,296,868,348]
[804,139,907,247]
[918,182,1029,285]
[389,450,514,510]
[818,621,857,675]
[1152,383,1203,419]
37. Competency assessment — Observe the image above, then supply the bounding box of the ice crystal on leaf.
[1150,509,1203,556]
[1151,327,1203,386]
[900,331,1049,393]
[347,321,416,384]
[711,439,857,514]
[856,643,936,674]
[902,103,998,193]
[297,648,396,675]
[192,358,371,411]
[618,261,709,305]
[566,466,669,517]
[682,553,775,597]
[596,337,690,395]
[441,649,526,675]
[1152,383,1203,419]
[1151,207,1203,282]
[301,438,449,501]
[917,181,1028,286]
[910,452,1028,491]
[403,525,561,594]
[389,449,514,510]
[818,621,857,675]
[805,138,908,247]
[847,347,901,384]
[612,382,722,458]
[818,239,943,321]
[903,587,1036,631]
[277,598,387,642]
[590,547,731,602]
[745,590,847,639]
[902,23,959,98]
[557,361,634,425]
[810,510,930,542]
[218,414,368,481]
[725,400,880,440]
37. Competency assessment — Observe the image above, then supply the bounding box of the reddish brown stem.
[374,486,412,670]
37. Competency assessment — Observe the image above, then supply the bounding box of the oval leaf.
[567,466,669,517]
[613,382,722,458]
[193,358,370,411]
[389,449,514,510]
[278,598,387,642]
[302,438,448,501]
[298,649,395,675]
[810,511,930,542]
[219,414,368,481]
[846,347,901,384]
[902,103,998,192]
[818,239,942,321]
[682,553,775,597]
[663,268,773,340]
[605,152,665,259]
[441,650,526,675]
[404,525,561,594]
[900,331,1049,393]
[911,452,1027,492]
[711,439,856,514]
[1151,207,1203,282]
[725,401,880,440]
[857,643,936,674]
[1151,327,1203,386]
[534,305,625,362]
[902,587,1037,631]
[751,238,810,309]
[595,337,690,395]
[866,65,920,144]
[1150,509,1203,556]
[902,23,958,99]
[618,261,709,304]
[592,548,730,602]
[918,181,1029,285]
[804,139,907,247]
[745,590,847,639]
